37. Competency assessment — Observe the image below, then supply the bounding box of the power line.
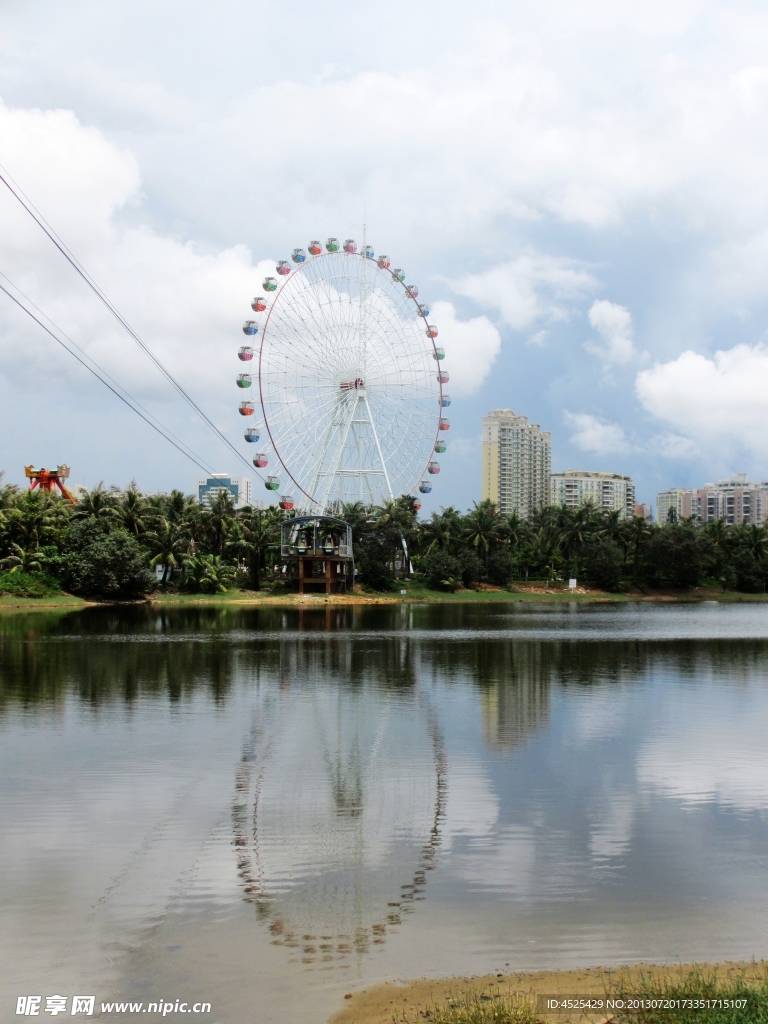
[0,277,216,475]
[0,161,266,489]
[0,270,216,474]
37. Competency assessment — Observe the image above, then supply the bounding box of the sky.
[2,0,768,510]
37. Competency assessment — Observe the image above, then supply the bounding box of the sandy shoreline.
[329,962,767,1024]
[2,586,768,613]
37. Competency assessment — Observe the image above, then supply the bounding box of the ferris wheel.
[237,237,449,511]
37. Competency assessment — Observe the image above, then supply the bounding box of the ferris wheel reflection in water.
[231,634,447,968]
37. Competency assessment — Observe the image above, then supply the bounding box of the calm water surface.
[2,602,768,1023]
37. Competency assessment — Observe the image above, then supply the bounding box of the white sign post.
[568,579,577,591]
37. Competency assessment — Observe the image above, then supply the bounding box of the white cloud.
[0,98,502,499]
[9,1,768,496]
[564,414,698,460]
[636,344,768,457]
[449,256,597,331]
[447,825,538,892]
[589,795,635,861]
[0,98,492,428]
[563,411,630,455]
[0,99,265,411]
[585,299,637,364]
[87,20,768,254]
[442,764,500,852]
[8,4,768,279]
[648,433,699,459]
[429,300,501,396]
[638,712,768,812]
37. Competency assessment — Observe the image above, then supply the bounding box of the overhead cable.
[0,162,264,485]
[0,270,216,474]
[0,276,216,476]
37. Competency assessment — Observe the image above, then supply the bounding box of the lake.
[2,602,768,1022]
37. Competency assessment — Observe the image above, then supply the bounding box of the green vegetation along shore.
[3,471,768,605]
[331,963,768,1024]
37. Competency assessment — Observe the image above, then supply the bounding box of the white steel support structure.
[309,385,395,514]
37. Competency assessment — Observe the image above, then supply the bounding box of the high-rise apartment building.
[698,475,768,525]
[656,488,697,524]
[658,475,768,525]
[197,474,252,508]
[550,471,635,520]
[481,409,551,518]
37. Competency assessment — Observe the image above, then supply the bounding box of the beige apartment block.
[657,476,768,525]
[481,409,551,518]
[702,475,767,525]
[656,488,697,524]
[550,470,636,520]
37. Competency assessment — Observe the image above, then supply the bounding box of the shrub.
[355,534,394,591]
[458,549,484,587]
[584,538,624,592]
[60,528,154,599]
[0,571,60,598]
[644,524,709,588]
[182,555,236,594]
[731,549,767,593]
[424,550,462,591]
[486,548,513,586]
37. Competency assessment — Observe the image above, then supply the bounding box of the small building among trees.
[281,516,354,594]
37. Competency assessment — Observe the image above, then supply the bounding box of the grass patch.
[610,966,768,1024]
[402,969,768,1024]
[401,991,539,1023]
[0,571,61,598]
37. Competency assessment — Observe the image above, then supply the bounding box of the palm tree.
[0,473,20,512]
[165,489,190,524]
[735,523,768,563]
[202,490,238,556]
[558,502,597,576]
[419,507,464,557]
[73,483,119,522]
[530,504,565,562]
[0,542,44,574]
[627,514,652,583]
[7,491,69,551]
[505,511,525,550]
[146,518,191,584]
[233,506,282,589]
[117,484,150,537]
[375,496,419,574]
[463,499,509,564]
[339,501,371,535]
[183,554,235,594]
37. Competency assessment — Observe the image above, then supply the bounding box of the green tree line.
[1,473,767,599]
